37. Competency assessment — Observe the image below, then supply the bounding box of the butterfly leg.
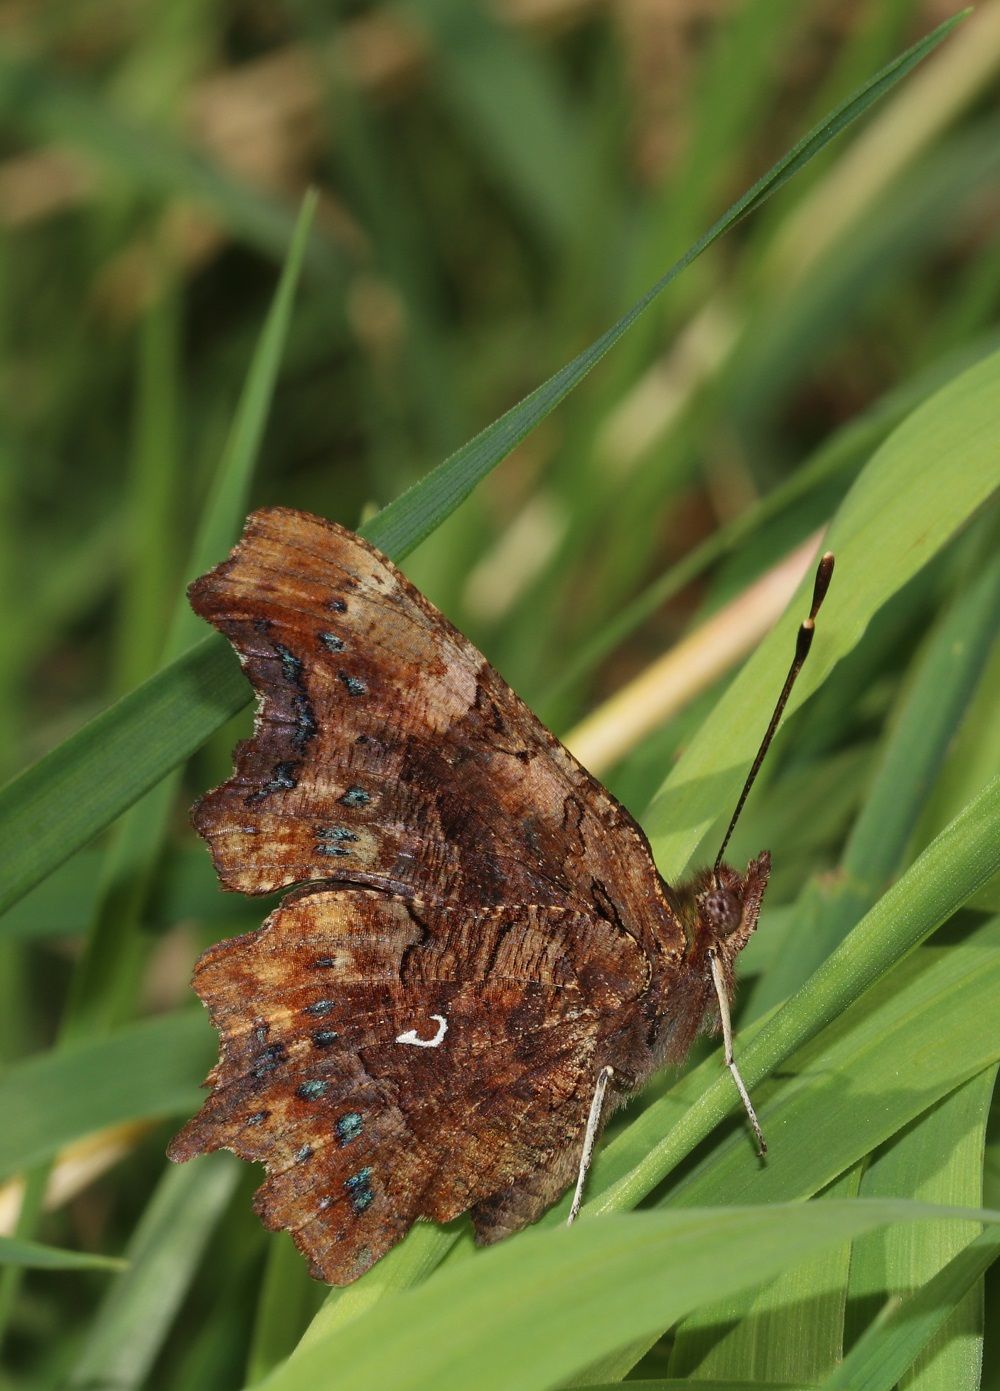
[708,950,767,1157]
[567,1064,615,1227]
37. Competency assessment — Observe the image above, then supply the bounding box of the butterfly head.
[688,849,771,961]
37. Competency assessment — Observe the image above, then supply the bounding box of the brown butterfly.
[168,507,832,1284]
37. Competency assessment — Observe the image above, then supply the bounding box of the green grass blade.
[590,773,1000,1217]
[0,18,968,925]
[750,526,1000,1015]
[252,1201,1000,1391]
[364,10,966,563]
[0,635,244,918]
[844,1066,997,1391]
[0,1012,211,1180]
[669,1166,864,1383]
[67,1155,240,1391]
[0,193,316,924]
[642,343,1000,879]
[0,1236,125,1273]
[822,1228,1000,1391]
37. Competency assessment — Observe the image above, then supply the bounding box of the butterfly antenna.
[714,551,834,874]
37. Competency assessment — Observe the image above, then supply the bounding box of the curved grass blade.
[750,524,1000,1015]
[642,344,1000,879]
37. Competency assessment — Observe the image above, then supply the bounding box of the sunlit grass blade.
[253,1202,1000,1391]
[750,525,1000,1015]
[642,344,1000,879]
[843,1066,997,1391]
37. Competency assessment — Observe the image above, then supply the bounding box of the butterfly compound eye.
[703,887,742,936]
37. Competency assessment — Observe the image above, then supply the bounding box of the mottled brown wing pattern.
[172,507,693,1282]
[188,508,683,963]
[168,887,649,1283]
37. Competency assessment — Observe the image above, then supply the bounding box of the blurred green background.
[1,1,999,1388]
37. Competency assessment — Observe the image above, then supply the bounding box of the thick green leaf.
[253,1202,1000,1391]
[668,1165,864,1382]
[822,1227,1000,1391]
[844,1067,998,1390]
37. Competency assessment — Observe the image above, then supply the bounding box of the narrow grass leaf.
[822,1228,1000,1391]
[365,11,966,563]
[67,1155,240,1391]
[643,344,1000,879]
[0,1236,125,1273]
[0,1011,212,1179]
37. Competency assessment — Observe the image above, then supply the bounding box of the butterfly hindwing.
[168,887,648,1282]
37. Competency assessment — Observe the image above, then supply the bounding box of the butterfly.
[168,506,832,1284]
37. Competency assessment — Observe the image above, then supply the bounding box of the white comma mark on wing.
[395,1014,448,1048]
